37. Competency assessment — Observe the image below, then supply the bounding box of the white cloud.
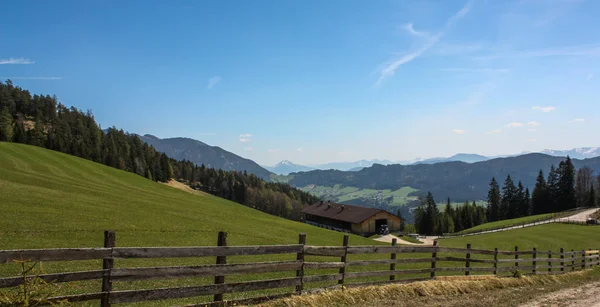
[296,147,304,152]
[1,77,62,80]
[486,129,503,134]
[375,2,471,85]
[401,23,430,38]
[527,121,540,127]
[267,149,280,153]
[569,118,585,123]
[506,122,524,128]
[239,133,253,143]
[532,106,556,112]
[0,57,35,65]
[207,76,221,89]
[244,147,253,151]
[452,129,466,134]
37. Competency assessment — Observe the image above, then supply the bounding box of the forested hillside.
[139,134,272,179]
[288,155,600,202]
[0,80,318,220]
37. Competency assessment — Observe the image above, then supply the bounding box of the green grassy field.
[0,143,387,306]
[301,184,418,207]
[441,223,600,251]
[2,143,599,306]
[453,213,555,235]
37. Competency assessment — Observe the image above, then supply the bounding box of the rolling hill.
[0,142,376,249]
[138,134,272,179]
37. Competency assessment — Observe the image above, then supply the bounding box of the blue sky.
[2,0,599,166]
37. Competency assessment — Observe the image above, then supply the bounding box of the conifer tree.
[487,177,501,222]
[547,165,560,212]
[501,175,516,219]
[532,170,548,214]
[557,157,576,210]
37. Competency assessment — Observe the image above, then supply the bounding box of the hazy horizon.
[3,0,599,165]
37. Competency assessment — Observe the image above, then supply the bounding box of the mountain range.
[284,154,600,203]
[264,159,396,175]
[138,135,272,179]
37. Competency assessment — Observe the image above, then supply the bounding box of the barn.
[301,201,402,236]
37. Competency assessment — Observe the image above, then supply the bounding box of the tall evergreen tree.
[516,181,525,217]
[547,165,560,212]
[501,175,516,219]
[557,157,576,210]
[524,188,531,216]
[532,169,548,214]
[0,106,13,141]
[487,177,501,222]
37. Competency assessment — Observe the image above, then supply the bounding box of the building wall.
[358,211,401,234]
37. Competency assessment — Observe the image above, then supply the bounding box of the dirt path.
[374,234,436,245]
[558,208,599,222]
[520,281,600,307]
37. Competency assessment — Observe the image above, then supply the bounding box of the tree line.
[413,156,599,235]
[0,80,319,220]
[413,193,487,235]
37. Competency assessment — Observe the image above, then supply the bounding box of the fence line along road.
[0,230,599,306]
[442,207,600,238]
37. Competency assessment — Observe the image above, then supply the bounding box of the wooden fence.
[0,231,599,306]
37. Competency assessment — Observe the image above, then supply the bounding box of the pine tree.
[0,106,13,141]
[516,181,525,218]
[557,157,576,210]
[532,170,548,214]
[501,175,516,220]
[524,188,531,216]
[487,177,501,222]
[547,165,560,212]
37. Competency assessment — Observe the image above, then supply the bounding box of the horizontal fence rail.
[0,231,599,306]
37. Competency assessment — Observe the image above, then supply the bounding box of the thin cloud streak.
[452,129,466,134]
[401,23,429,37]
[506,122,524,128]
[0,58,35,65]
[375,2,472,86]
[440,68,509,73]
[532,106,556,112]
[207,76,221,89]
[569,118,585,123]
[2,77,62,80]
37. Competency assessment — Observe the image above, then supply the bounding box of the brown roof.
[301,201,397,224]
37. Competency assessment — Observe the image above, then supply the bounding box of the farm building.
[301,201,402,236]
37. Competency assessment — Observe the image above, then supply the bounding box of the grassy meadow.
[1,142,599,306]
[453,213,556,235]
[300,184,419,207]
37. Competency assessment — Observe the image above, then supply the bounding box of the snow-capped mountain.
[263,160,315,175]
[540,147,600,160]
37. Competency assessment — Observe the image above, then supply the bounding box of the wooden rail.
[0,231,599,306]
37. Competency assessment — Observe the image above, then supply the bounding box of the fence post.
[493,248,498,275]
[571,249,575,271]
[582,250,586,270]
[465,243,471,276]
[560,248,564,272]
[431,240,438,279]
[101,230,116,307]
[338,234,349,285]
[548,250,552,273]
[532,247,537,275]
[214,231,227,303]
[515,246,519,271]
[390,238,397,281]
[296,233,306,294]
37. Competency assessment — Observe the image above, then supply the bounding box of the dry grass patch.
[257,270,596,307]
